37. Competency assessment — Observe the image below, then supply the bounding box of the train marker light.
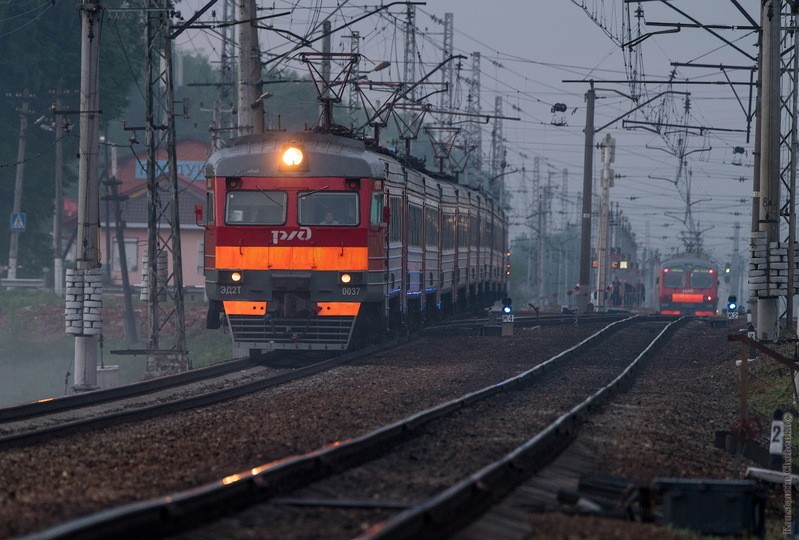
[281,146,305,167]
[231,271,242,283]
[339,273,352,284]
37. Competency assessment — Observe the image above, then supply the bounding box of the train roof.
[206,131,387,179]
[661,252,717,268]
[205,130,504,218]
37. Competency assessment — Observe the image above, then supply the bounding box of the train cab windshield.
[662,267,685,288]
[690,268,714,289]
[226,190,287,225]
[298,191,359,226]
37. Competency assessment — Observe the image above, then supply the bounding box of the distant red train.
[657,253,719,316]
[201,130,509,357]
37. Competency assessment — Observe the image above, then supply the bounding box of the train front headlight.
[280,145,305,169]
[220,271,243,284]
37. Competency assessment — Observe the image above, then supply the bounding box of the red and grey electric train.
[202,131,509,356]
[656,253,719,316]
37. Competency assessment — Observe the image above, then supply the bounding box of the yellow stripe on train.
[223,301,267,315]
[317,302,361,316]
[671,293,705,303]
[215,246,368,271]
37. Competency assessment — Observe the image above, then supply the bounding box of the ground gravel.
[0,322,603,537]
[0,318,775,539]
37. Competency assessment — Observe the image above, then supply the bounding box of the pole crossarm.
[622,119,746,134]
[648,0,757,61]
[359,55,467,133]
[261,2,424,71]
[593,89,689,133]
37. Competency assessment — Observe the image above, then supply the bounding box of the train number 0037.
[341,287,361,296]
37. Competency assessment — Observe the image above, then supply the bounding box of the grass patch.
[0,290,233,406]
[746,352,799,462]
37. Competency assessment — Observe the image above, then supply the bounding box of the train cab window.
[662,267,685,288]
[298,191,359,226]
[690,269,714,289]
[226,190,286,225]
[370,193,385,226]
[205,192,214,224]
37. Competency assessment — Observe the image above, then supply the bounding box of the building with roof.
[97,138,209,290]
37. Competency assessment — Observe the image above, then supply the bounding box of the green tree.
[0,1,144,278]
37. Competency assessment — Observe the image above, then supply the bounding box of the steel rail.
[0,356,258,423]
[24,316,645,539]
[0,336,412,451]
[1,312,622,424]
[363,317,688,539]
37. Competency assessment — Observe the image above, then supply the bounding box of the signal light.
[727,295,737,311]
[501,297,512,314]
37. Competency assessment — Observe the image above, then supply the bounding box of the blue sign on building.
[9,212,26,232]
[135,160,206,180]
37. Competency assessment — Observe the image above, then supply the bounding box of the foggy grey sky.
[175,1,760,263]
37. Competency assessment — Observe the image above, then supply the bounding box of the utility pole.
[439,13,454,113]
[403,5,416,104]
[101,133,112,283]
[49,89,71,297]
[141,0,188,375]
[578,83,596,313]
[103,145,138,345]
[236,0,263,136]
[219,0,236,144]
[320,20,332,127]
[732,222,742,303]
[788,6,799,333]
[596,134,615,309]
[755,0,781,341]
[348,31,360,131]
[6,89,31,281]
[490,96,505,202]
[465,52,482,181]
[529,157,539,302]
[70,1,103,392]
[536,172,546,304]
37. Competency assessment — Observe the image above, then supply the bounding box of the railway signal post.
[501,297,514,336]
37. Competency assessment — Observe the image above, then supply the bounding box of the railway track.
[0,336,413,449]
[1,312,624,449]
[26,315,685,539]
